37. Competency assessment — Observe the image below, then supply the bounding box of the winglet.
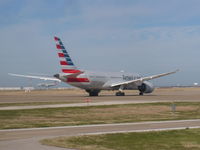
[175,69,180,72]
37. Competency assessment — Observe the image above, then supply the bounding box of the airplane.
[37,81,59,89]
[9,36,179,96]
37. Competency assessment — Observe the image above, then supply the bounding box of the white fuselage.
[58,71,142,90]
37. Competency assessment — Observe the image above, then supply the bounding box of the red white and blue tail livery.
[54,36,80,74]
[53,36,89,84]
[9,37,179,96]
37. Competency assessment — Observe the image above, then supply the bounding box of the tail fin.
[54,36,81,74]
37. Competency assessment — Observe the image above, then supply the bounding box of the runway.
[0,119,200,150]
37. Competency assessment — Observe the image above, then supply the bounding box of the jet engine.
[138,81,154,94]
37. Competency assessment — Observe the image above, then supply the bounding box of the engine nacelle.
[138,81,154,93]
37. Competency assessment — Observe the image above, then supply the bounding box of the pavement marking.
[0,99,198,110]
[1,119,200,132]
[76,126,200,136]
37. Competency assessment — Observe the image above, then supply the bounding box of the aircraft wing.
[8,73,61,82]
[111,69,179,87]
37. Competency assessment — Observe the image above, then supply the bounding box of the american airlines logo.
[123,75,141,81]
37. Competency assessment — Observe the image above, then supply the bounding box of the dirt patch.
[182,142,200,148]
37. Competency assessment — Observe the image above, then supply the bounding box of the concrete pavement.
[0,119,200,150]
[1,99,199,110]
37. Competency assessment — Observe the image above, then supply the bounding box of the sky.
[0,0,200,87]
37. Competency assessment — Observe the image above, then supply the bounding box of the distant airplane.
[9,37,179,96]
[37,81,59,89]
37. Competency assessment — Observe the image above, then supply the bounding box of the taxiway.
[0,119,200,150]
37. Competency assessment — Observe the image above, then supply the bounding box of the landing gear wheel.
[86,89,100,97]
[89,92,99,96]
[139,92,144,96]
[116,91,125,96]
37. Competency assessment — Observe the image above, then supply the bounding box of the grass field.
[41,128,200,150]
[0,102,200,129]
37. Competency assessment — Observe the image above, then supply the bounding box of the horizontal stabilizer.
[63,71,84,77]
[8,73,61,82]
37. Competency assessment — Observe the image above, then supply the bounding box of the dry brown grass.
[0,102,200,129]
[42,128,200,150]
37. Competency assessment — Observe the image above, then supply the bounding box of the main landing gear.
[86,89,100,96]
[115,91,125,96]
[138,84,145,96]
[116,85,125,96]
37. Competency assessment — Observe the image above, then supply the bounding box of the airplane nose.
[53,74,60,79]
